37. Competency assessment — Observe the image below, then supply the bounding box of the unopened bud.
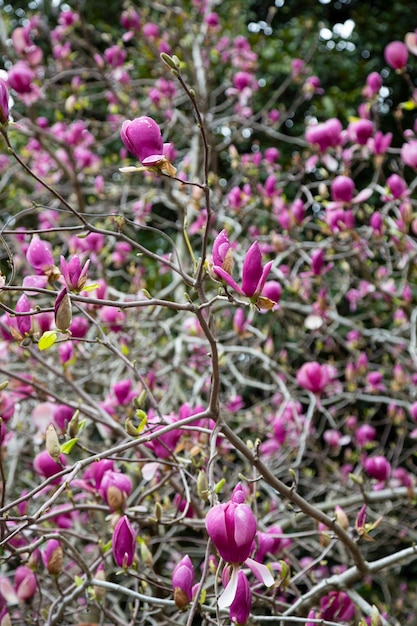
[197,470,208,500]
[125,417,139,437]
[174,588,189,610]
[106,486,125,512]
[46,424,61,463]
[139,538,153,567]
[160,52,178,69]
[0,380,8,391]
[93,565,106,600]
[47,544,63,575]
[67,410,80,438]
[335,505,349,530]
[154,502,162,522]
[371,605,383,626]
[54,288,72,332]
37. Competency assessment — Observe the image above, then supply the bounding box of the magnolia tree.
[1,2,417,625]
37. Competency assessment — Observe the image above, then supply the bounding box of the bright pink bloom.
[212,229,233,269]
[26,235,55,274]
[229,570,252,625]
[348,119,374,145]
[104,45,127,68]
[205,484,256,564]
[0,79,9,124]
[387,174,408,199]
[320,591,355,621]
[213,241,273,300]
[142,22,159,38]
[311,249,325,275]
[255,525,290,563]
[121,116,165,165]
[305,118,342,151]
[60,255,90,292]
[401,140,417,168]
[15,294,32,336]
[363,71,382,98]
[99,470,132,510]
[364,455,391,481]
[172,555,194,607]
[232,71,255,91]
[42,539,63,575]
[384,41,408,70]
[8,61,35,94]
[261,280,282,305]
[368,130,392,155]
[33,450,66,482]
[14,566,37,600]
[121,8,140,31]
[355,424,376,447]
[112,515,136,568]
[296,361,332,394]
[331,175,355,203]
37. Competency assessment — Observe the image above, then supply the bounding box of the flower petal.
[218,564,239,609]
[245,557,275,587]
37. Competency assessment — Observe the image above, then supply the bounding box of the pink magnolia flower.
[211,229,233,272]
[42,538,63,575]
[26,235,56,275]
[8,61,35,94]
[33,450,66,483]
[112,515,136,568]
[205,484,274,609]
[172,555,194,609]
[0,566,37,603]
[60,255,90,292]
[205,484,256,564]
[386,173,408,199]
[364,455,391,481]
[384,41,408,70]
[305,118,342,151]
[15,293,33,337]
[99,470,132,511]
[320,591,355,621]
[120,116,175,175]
[212,240,273,304]
[362,71,382,98]
[401,140,417,168]
[0,79,9,125]
[296,361,333,394]
[331,175,355,203]
[368,130,392,155]
[347,119,374,145]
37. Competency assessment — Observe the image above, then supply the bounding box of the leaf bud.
[197,469,208,500]
[160,52,178,69]
[46,424,61,463]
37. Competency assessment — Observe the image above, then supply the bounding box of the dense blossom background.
[0,1,417,624]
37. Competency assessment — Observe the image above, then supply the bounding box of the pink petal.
[245,557,275,587]
[212,266,244,295]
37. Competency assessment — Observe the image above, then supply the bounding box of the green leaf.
[38,331,58,351]
[400,100,416,110]
[60,438,78,454]
[82,283,101,293]
[214,478,226,494]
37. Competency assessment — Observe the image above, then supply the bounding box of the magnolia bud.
[46,424,61,463]
[197,470,208,501]
[54,288,72,332]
